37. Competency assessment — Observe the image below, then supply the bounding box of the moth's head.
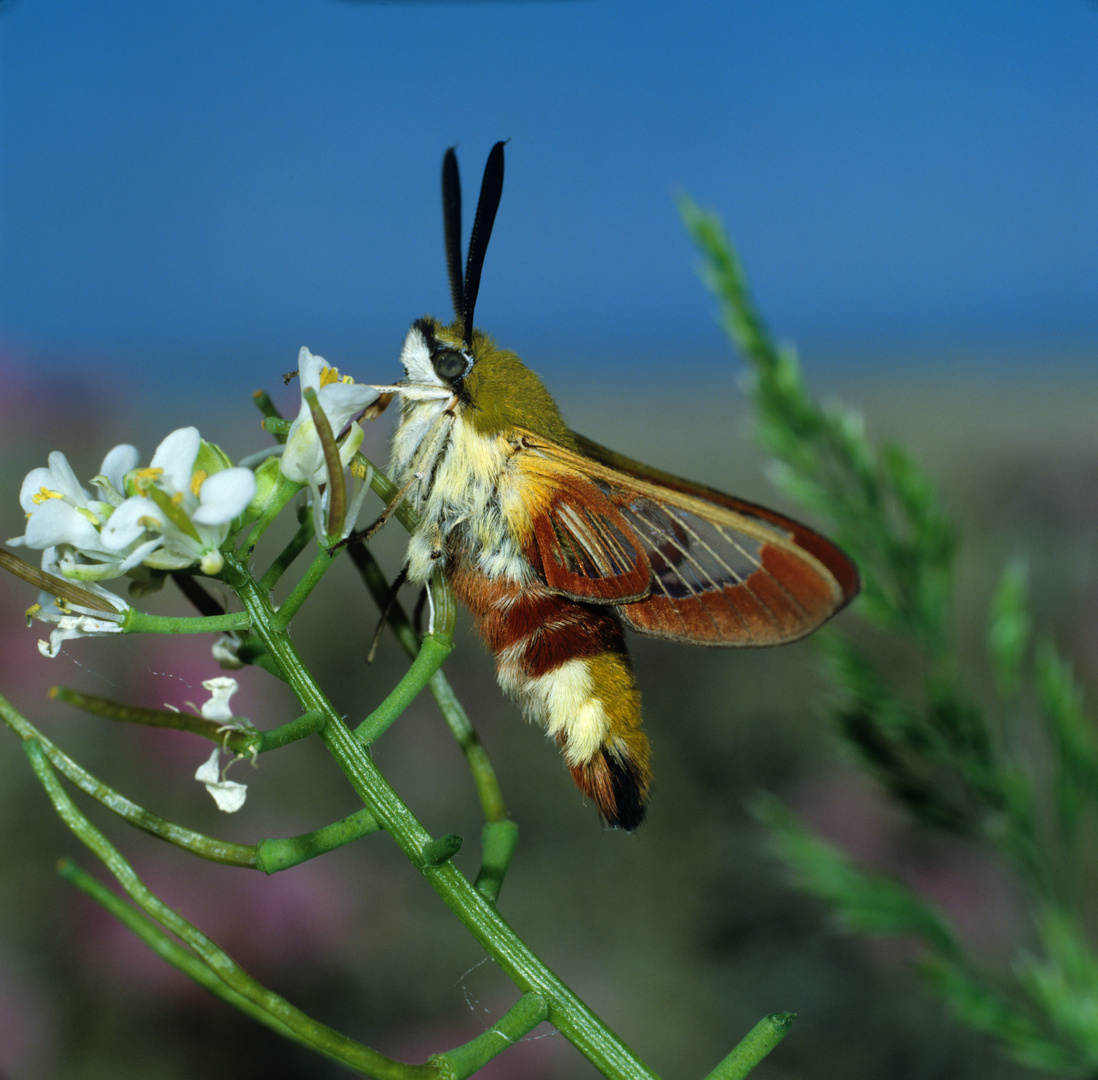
[397,316,470,397]
[375,143,507,411]
[398,314,570,440]
[382,143,571,442]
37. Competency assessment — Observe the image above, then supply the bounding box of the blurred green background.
[2,369,1095,1080]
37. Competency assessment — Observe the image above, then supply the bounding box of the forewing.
[503,448,652,602]
[516,430,860,644]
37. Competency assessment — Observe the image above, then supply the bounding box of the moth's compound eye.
[433,349,467,383]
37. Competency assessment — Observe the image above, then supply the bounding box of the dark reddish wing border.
[616,541,848,644]
[571,431,861,607]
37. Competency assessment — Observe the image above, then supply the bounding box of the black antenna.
[441,148,464,325]
[460,140,506,349]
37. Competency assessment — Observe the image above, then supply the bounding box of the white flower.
[15,444,139,529]
[31,551,130,657]
[199,676,241,722]
[11,430,256,583]
[281,347,378,486]
[195,748,248,813]
[37,608,126,658]
[193,678,254,813]
[99,427,256,574]
[10,445,146,580]
[212,633,246,669]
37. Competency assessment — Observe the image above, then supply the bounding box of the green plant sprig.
[681,197,1098,1076]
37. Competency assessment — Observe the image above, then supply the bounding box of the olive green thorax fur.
[435,318,577,449]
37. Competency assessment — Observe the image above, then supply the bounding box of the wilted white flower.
[199,676,241,722]
[35,598,129,657]
[195,747,249,813]
[192,678,255,813]
[29,551,130,657]
[211,632,246,669]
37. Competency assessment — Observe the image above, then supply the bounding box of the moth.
[366,142,859,829]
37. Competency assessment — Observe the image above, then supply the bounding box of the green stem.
[256,709,328,751]
[125,609,252,635]
[346,543,510,824]
[702,1013,795,1080]
[262,416,292,437]
[59,858,302,1041]
[5,692,376,873]
[423,833,463,866]
[355,636,454,744]
[345,541,421,654]
[259,512,316,591]
[252,388,286,433]
[0,696,257,866]
[428,668,508,823]
[270,544,338,632]
[243,469,304,553]
[50,689,326,757]
[429,992,549,1080]
[255,808,381,873]
[474,821,519,905]
[222,552,661,1080]
[26,745,434,1080]
[50,686,263,754]
[354,451,422,535]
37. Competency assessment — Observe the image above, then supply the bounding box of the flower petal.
[98,444,140,495]
[36,605,127,657]
[280,417,322,483]
[22,499,104,551]
[195,748,248,813]
[297,346,324,390]
[19,453,90,514]
[199,677,239,722]
[100,496,162,551]
[150,427,201,492]
[191,468,257,525]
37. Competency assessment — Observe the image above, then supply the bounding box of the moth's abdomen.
[448,565,652,829]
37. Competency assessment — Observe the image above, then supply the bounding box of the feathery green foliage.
[680,195,1098,1076]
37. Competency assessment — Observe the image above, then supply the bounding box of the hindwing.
[504,429,859,645]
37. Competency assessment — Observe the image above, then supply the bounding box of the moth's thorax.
[397,415,531,587]
[389,318,570,587]
[388,325,515,585]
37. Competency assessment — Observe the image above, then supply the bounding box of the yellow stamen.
[32,486,64,505]
[319,365,356,388]
[190,469,208,497]
[134,467,164,493]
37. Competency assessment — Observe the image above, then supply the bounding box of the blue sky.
[1,0,1095,400]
